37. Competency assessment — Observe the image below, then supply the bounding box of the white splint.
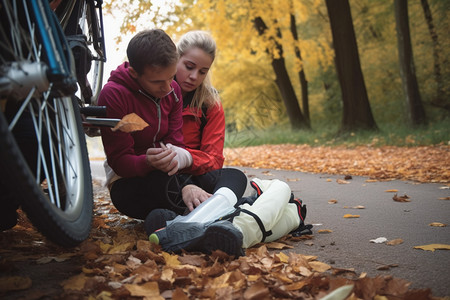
[231,178,301,248]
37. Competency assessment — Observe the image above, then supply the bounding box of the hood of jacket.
[108,62,142,94]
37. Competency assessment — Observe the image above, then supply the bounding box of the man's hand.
[145,147,178,175]
[181,184,212,212]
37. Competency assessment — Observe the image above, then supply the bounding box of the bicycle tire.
[0,0,93,247]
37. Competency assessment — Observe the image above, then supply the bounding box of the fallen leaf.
[162,252,181,267]
[365,179,378,182]
[61,273,87,291]
[0,276,32,292]
[353,205,365,209]
[318,229,333,234]
[343,214,360,218]
[393,194,411,202]
[265,242,292,250]
[286,178,300,182]
[328,199,338,204]
[438,197,450,200]
[112,113,149,133]
[244,281,270,299]
[124,281,162,298]
[386,239,404,245]
[376,264,398,270]
[337,179,350,184]
[309,261,331,273]
[413,244,450,252]
[429,222,447,227]
[331,267,356,275]
[385,189,399,193]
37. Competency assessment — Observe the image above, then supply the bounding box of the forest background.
[103,0,450,147]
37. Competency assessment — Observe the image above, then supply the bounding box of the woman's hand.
[181,184,212,212]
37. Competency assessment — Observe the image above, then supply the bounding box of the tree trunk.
[395,0,427,126]
[289,8,310,125]
[420,0,449,110]
[325,0,377,132]
[253,16,309,129]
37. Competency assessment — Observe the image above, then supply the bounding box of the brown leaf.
[265,242,293,250]
[112,113,149,133]
[178,254,207,267]
[385,189,399,193]
[393,194,411,202]
[0,276,32,292]
[318,229,333,234]
[61,274,87,291]
[328,199,338,204]
[244,281,270,300]
[376,264,398,270]
[386,239,404,245]
[337,179,350,184]
[172,287,189,300]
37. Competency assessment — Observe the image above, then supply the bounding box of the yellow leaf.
[343,214,360,218]
[162,252,181,267]
[328,199,338,204]
[318,229,333,233]
[124,281,162,298]
[385,189,399,193]
[413,244,450,252]
[429,222,446,227]
[309,261,331,273]
[276,252,289,263]
[109,242,133,254]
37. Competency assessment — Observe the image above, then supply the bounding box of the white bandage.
[166,143,193,170]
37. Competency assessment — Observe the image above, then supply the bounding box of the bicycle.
[0,0,107,247]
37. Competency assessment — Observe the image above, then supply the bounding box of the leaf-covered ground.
[1,145,449,299]
[224,145,450,183]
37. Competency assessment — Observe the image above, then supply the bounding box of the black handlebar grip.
[80,106,107,117]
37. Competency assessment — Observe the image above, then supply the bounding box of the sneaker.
[149,220,244,257]
[144,208,177,236]
[289,197,313,236]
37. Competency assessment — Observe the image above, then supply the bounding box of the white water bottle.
[168,187,237,225]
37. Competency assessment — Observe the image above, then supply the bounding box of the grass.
[224,117,450,148]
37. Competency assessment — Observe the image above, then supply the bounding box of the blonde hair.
[177,31,220,111]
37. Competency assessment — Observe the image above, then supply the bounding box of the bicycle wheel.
[0,0,93,246]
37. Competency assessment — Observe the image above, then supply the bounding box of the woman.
[172,31,247,212]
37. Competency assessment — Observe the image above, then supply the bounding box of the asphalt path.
[238,166,450,297]
[89,161,450,297]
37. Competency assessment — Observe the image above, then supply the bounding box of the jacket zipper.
[138,90,161,148]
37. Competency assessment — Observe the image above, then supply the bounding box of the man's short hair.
[127,29,179,75]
